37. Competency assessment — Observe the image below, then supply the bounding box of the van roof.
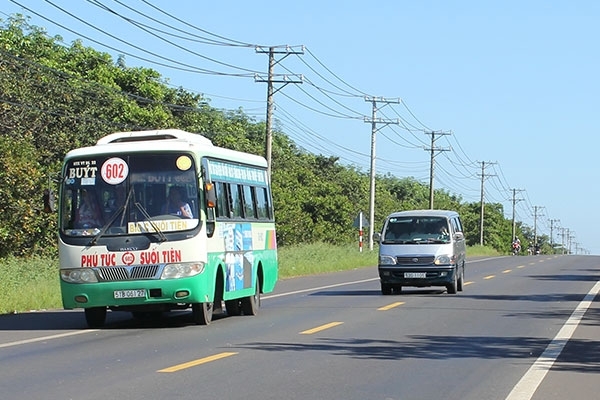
[386,209,459,219]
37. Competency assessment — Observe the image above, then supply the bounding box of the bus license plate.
[114,289,146,299]
[404,272,426,278]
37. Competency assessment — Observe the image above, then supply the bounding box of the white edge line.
[0,329,99,349]
[505,280,600,400]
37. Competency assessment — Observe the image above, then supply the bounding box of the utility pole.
[424,131,451,209]
[255,45,304,180]
[568,232,575,255]
[532,205,544,248]
[510,188,524,241]
[478,161,496,246]
[364,96,400,250]
[549,219,560,252]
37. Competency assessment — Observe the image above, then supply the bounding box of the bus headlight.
[61,269,98,283]
[161,262,205,279]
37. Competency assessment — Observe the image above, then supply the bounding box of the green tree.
[0,135,54,256]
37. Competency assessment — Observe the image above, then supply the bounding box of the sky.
[3,0,599,254]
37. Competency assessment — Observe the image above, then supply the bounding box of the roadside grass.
[466,245,502,257]
[278,242,378,278]
[0,242,501,314]
[0,256,62,314]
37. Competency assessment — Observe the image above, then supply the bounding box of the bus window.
[215,181,229,218]
[255,187,270,220]
[242,185,256,219]
[230,184,243,218]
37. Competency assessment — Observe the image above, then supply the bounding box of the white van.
[374,210,466,295]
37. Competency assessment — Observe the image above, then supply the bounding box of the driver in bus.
[161,186,193,218]
[75,189,103,229]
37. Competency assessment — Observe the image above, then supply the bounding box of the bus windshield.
[60,153,199,236]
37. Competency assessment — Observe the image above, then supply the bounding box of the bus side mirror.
[205,182,216,208]
[43,189,56,213]
[204,182,216,237]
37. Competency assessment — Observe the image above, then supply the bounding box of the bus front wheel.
[191,302,213,325]
[85,307,107,328]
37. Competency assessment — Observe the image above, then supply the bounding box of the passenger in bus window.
[75,189,103,229]
[162,186,193,218]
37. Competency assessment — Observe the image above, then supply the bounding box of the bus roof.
[96,129,213,146]
[64,129,267,167]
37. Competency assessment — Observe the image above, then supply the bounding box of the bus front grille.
[96,265,161,281]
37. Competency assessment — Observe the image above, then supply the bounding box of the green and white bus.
[56,129,278,328]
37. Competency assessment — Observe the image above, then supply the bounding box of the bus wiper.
[89,205,125,246]
[134,201,168,242]
[89,186,135,246]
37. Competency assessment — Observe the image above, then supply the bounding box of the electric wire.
[86,0,262,73]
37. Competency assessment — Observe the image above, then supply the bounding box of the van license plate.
[114,289,146,299]
[404,272,426,278]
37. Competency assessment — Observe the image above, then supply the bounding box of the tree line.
[0,15,548,258]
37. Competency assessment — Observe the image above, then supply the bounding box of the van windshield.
[382,216,450,244]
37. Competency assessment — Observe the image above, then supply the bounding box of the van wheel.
[446,268,458,294]
[381,282,393,295]
[457,265,464,292]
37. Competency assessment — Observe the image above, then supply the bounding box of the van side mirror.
[454,232,464,241]
[372,232,381,243]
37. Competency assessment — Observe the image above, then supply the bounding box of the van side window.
[451,217,463,233]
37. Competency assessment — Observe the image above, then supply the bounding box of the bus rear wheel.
[85,307,107,328]
[191,302,213,325]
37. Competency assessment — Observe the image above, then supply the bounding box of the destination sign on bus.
[128,219,197,233]
[207,160,267,185]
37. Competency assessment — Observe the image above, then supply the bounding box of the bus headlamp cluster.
[161,262,205,279]
[61,269,98,283]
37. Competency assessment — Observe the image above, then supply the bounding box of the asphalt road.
[0,254,598,400]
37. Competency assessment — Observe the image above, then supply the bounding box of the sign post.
[353,211,369,252]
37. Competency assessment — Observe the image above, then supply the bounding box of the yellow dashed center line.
[464,281,474,286]
[300,321,344,335]
[484,275,495,280]
[502,269,512,274]
[158,352,238,373]
[517,265,525,269]
[378,301,405,311]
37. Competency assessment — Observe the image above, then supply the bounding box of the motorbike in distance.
[512,241,521,256]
